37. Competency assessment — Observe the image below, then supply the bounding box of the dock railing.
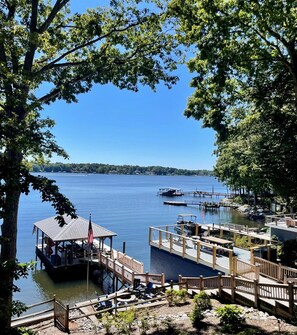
[149,226,235,274]
[266,213,297,224]
[235,258,260,280]
[179,274,297,320]
[98,251,164,286]
[252,256,297,283]
[113,250,144,273]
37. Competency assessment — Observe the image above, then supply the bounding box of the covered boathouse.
[33,215,117,280]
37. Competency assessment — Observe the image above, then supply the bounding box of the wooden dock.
[184,190,235,197]
[163,200,239,208]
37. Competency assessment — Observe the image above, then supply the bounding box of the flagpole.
[87,214,94,292]
[87,253,89,292]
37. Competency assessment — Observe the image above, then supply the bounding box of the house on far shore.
[265,214,297,242]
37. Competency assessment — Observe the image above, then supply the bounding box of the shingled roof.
[34,215,117,242]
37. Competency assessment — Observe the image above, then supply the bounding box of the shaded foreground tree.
[169,0,297,206]
[0,0,179,332]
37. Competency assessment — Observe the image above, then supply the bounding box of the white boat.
[174,214,200,237]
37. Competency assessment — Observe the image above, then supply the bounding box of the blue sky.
[41,1,217,171]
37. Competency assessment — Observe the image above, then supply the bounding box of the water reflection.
[31,269,102,306]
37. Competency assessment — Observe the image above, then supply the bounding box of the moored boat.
[158,187,184,197]
[174,214,201,237]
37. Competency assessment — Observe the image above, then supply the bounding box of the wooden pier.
[184,190,235,197]
[163,200,239,208]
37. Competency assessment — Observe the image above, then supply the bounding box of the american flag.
[87,215,94,245]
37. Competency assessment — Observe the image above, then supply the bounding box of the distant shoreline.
[31,162,214,177]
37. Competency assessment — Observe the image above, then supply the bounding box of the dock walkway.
[163,200,239,208]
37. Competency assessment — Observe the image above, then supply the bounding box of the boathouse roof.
[33,215,117,242]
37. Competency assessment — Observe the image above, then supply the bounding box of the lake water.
[14,173,257,308]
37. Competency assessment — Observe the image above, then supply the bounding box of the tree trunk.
[0,150,22,333]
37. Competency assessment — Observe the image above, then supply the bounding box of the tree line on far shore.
[31,162,213,177]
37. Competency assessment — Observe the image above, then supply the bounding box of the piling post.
[277,262,283,282]
[233,255,238,276]
[148,228,152,245]
[253,279,259,309]
[218,273,222,297]
[161,273,165,286]
[182,237,186,257]
[169,233,173,253]
[212,246,216,269]
[267,245,271,261]
[228,250,233,274]
[53,295,56,328]
[255,264,260,280]
[195,224,199,236]
[288,281,294,316]
[65,304,70,333]
[178,275,182,290]
[159,230,162,249]
[199,275,204,291]
[231,274,235,303]
[114,292,118,314]
[250,248,255,264]
[196,241,200,263]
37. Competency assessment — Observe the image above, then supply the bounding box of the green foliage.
[235,236,249,249]
[190,291,212,328]
[114,308,136,334]
[189,306,203,329]
[100,312,114,335]
[165,288,188,306]
[279,239,297,267]
[216,305,244,333]
[193,290,212,311]
[31,162,213,176]
[137,310,150,335]
[0,1,181,331]
[0,260,35,322]
[170,0,297,206]
[14,328,37,335]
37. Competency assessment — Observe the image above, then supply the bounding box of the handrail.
[149,226,234,274]
[253,256,297,283]
[11,296,56,327]
[179,274,297,319]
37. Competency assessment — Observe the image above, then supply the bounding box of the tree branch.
[38,0,70,34]
[36,19,142,75]
[23,0,38,73]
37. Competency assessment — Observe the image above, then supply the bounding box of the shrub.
[193,290,212,310]
[216,305,244,333]
[100,312,114,335]
[15,328,37,335]
[190,291,212,328]
[235,235,249,249]
[165,288,188,306]
[175,288,188,304]
[137,310,150,335]
[114,308,136,334]
[190,305,203,328]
